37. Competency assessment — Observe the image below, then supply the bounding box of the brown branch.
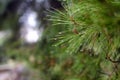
[106,54,120,63]
[101,28,119,63]
[70,16,79,26]
[72,28,79,34]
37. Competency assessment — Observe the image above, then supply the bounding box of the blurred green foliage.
[1,0,120,80]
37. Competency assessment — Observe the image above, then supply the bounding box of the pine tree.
[1,0,120,80]
[48,0,120,80]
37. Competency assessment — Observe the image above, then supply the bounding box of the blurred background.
[0,0,64,80]
[1,0,120,80]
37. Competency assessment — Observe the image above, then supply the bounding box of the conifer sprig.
[50,0,120,62]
